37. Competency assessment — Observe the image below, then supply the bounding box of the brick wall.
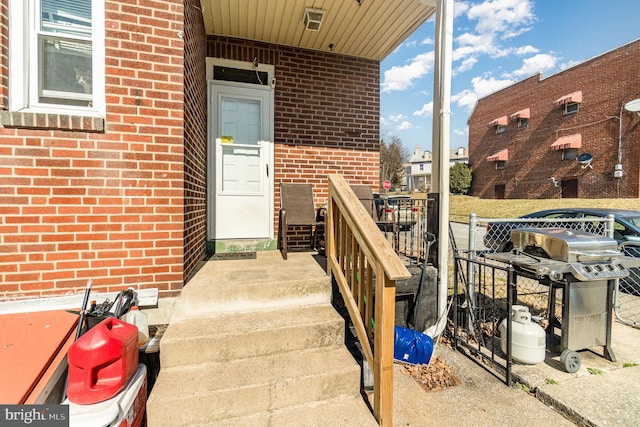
[207,36,381,236]
[183,0,207,281]
[0,1,185,300]
[469,39,640,199]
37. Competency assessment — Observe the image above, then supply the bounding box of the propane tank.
[499,305,546,365]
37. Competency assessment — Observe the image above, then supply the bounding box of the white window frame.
[517,118,528,128]
[495,125,506,134]
[8,0,105,116]
[496,160,506,170]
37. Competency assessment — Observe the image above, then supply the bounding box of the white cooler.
[65,363,147,427]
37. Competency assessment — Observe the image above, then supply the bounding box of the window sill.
[0,111,104,133]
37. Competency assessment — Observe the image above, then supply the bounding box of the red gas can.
[66,317,139,404]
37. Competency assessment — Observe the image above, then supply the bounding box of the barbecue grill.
[487,228,640,372]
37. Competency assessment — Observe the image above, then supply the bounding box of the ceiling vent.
[303,8,325,31]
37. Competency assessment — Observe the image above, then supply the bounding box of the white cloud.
[559,59,582,71]
[466,0,535,35]
[454,1,470,18]
[389,114,406,122]
[512,45,538,55]
[413,102,433,118]
[454,128,468,137]
[454,32,497,60]
[380,116,389,127]
[453,75,515,111]
[421,37,434,45]
[454,57,478,75]
[451,0,536,73]
[381,51,434,93]
[397,121,413,131]
[508,53,558,77]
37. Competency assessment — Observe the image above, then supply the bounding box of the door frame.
[206,58,275,241]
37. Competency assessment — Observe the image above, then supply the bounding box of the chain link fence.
[617,242,640,327]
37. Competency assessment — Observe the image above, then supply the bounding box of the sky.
[380,0,640,154]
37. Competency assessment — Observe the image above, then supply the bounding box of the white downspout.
[427,0,453,337]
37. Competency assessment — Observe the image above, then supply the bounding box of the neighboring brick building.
[0,1,435,301]
[469,39,640,199]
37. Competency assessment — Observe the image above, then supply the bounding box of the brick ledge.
[0,111,105,133]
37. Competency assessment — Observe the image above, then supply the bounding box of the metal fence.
[451,253,517,384]
[617,242,640,327]
[357,197,430,267]
[467,214,640,328]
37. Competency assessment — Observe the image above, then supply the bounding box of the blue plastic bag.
[394,326,434,365]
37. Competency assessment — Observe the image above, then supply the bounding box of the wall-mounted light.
[550,177,559,187]
[303,8,325,31]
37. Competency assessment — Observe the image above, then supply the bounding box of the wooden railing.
[326,175,411,426]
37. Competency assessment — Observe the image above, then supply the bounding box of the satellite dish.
[624,98,640,112]
[578,153,593,169]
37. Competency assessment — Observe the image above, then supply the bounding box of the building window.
[517,118,528,128]
[9,0,105,115]
[419,164,424,171]
[496,160,506,170]
[563,102,579,115]
[495,125,506,134]
[563,148,579,160]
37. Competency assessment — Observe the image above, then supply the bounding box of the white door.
[209,84,274,240]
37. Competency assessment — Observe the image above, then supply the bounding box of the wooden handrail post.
[373,267,395,426]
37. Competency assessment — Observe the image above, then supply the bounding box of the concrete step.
[159,304,345,368]
[209,395,378,427]
[172,275,331,318]
[146,347,371,426]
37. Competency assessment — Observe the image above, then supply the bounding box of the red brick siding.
[183,0,207,281]
[207,36,380,236]
[469,40,640,199]
[0,1,185,300]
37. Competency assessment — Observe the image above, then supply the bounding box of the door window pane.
[221,97,261,145]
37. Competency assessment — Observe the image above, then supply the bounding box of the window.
[517,118,528,128]
[419,164,424,171]
[496,160,506,170]
[563,148,579,160]
[496,125,506,134]
[564,102,579,115]
[9,0,105,115]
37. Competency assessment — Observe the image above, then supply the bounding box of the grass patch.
[447,195,640,223]
[587,367,605,375]
[514,382,531,393]
[623,362,638,368]
[545,378,558,384]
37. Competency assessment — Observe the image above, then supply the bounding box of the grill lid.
[510,228,619,262]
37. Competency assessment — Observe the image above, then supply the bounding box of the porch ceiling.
[200,0,437,61]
